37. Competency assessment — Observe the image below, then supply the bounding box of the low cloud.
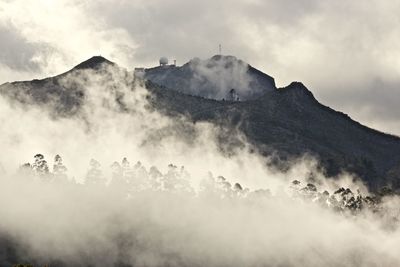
[0,64,399,266]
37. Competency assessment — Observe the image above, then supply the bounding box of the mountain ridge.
[1,55,399,191]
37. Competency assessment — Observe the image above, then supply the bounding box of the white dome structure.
[159,57,169,66]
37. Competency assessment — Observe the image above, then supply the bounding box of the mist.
[188,56,255,100]
[0,63,399,267]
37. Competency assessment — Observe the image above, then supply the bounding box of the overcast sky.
[0,0,400,135]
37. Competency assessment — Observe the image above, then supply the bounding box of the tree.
[18,163,34,179]
[32,154,50,181]
[121,157,134,183]
[163,164,179,191]
[130,161,149,191]
[300,183,318,199]
[233,183,243,191]
[216,176,232,198]
[85,159,105,186]
[110,161,125,189]
[173,166,193,194]
[122,157,130,169]
[53,154,68,182]
[149,166,163,190]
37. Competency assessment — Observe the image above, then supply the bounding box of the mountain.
[0,56,126,115]
[1,55,400,191]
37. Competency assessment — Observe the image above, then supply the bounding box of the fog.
[187,56,256,100]
[0,64,399,266]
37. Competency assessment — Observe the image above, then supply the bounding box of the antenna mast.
[219,44,222,55]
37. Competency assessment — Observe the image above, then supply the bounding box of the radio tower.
[219,44,222,55]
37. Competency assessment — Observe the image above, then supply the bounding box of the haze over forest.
[0,1,400,267]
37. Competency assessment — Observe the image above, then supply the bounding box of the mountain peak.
[73,56,115,70]
[281,81,316,100]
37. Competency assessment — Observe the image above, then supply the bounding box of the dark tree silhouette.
[32,154,50,181]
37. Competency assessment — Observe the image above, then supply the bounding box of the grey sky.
[0,0,399,135]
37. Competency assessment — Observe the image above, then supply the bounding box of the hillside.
[1,55,400,191]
